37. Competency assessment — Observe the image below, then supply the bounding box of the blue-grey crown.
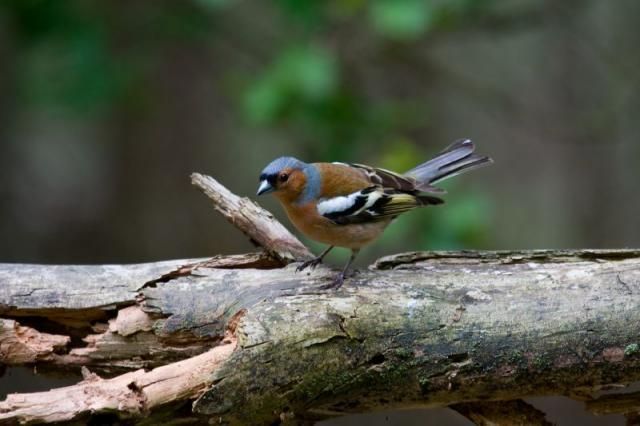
[259,157,307,180]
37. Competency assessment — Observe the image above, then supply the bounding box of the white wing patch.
[317,192,361,215]
[317,188,385,218]
[360,190,383,212]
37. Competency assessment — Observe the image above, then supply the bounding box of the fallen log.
[0,175,639,425]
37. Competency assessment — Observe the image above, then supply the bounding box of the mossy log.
[0,249,639,424]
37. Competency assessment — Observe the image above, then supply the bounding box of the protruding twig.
[191,173,313,263]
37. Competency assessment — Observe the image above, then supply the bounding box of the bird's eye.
[279,173,289,182]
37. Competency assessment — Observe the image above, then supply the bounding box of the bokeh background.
[0,1,638,424]
[1,0,639,267]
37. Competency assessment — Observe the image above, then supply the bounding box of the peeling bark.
[62,305,212,371]
[0,337,236,424]
[0,319,69,364]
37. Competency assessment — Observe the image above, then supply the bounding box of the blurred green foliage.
[7,1,118,113]
[0,0,504,259]
[369,0,432,39]
[244,45,338,124]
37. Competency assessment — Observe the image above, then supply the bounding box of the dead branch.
[0,337,236,424]
[190,173,313,262]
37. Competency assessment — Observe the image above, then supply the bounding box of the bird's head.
[257,157,315,203]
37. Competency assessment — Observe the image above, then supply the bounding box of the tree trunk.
[1,175,639,425]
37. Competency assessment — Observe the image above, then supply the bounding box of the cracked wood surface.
[0,259,203,312]
[192,250,640,423]
[0,249,639,424]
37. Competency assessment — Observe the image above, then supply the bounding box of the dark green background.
[1,0,638,267]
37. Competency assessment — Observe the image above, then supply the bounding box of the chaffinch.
[257,139,492,288]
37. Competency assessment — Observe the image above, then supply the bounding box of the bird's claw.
[296,257,323,273]
[319,272,346,290]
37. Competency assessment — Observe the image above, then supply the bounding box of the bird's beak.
[257,179,274,196]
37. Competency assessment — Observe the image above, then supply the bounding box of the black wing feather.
[322,187,443,225]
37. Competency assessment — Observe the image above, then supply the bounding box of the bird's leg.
[322,249,359,290]
[296,246,334,272]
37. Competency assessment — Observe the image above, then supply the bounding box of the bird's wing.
[318,186,443,225]
[347,163,446,194]
[347,163,418,192]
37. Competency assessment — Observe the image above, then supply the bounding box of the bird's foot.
[296,257,323,273]
[319,272,347,290]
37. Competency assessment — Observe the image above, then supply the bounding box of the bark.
[1,174,639,425]
[1,249,639,424]
[0,319,69,365]
[0,338,236,424]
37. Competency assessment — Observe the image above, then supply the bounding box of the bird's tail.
[405,139,492,192]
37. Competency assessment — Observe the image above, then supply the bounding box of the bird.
[257,139,492,289]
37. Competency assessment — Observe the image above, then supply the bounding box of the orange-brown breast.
[282,199,391,249]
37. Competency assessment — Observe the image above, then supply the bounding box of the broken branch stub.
[0,319,69,365]
[190,173,313,263]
